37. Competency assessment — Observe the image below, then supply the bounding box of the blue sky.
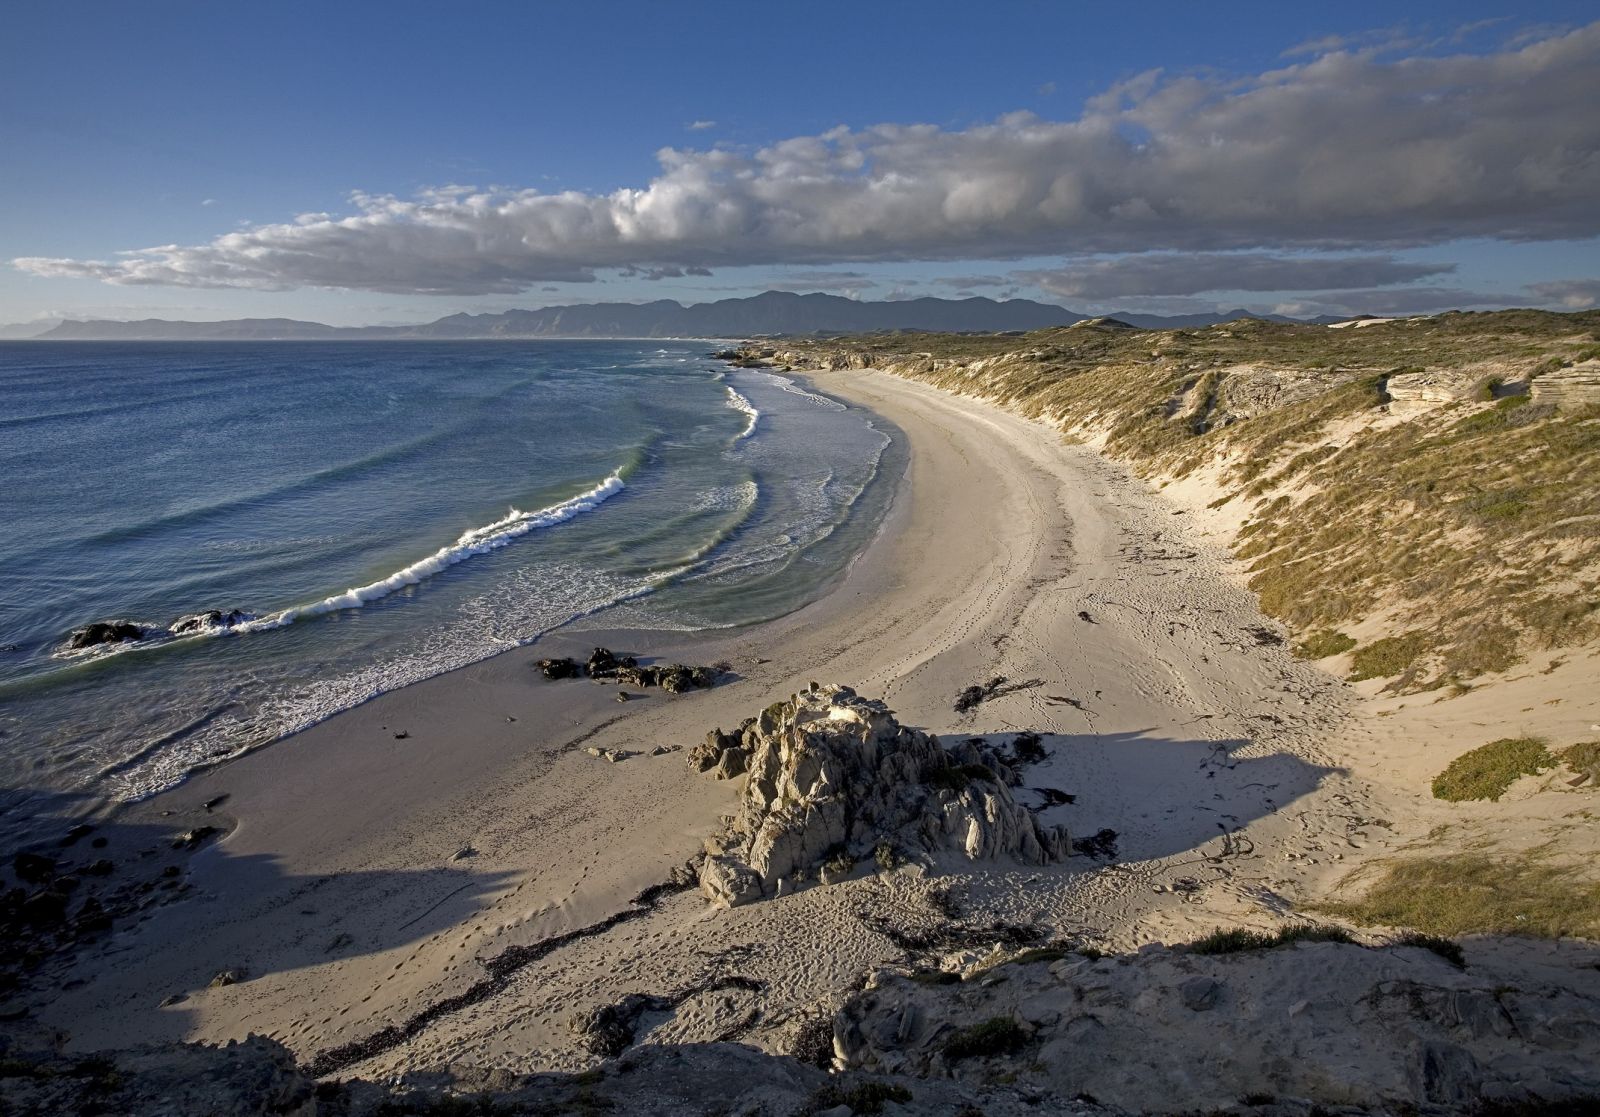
[3,1,1598,326]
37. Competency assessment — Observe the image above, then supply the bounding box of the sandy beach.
[29,362,1595,1078]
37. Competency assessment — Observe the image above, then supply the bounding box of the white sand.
[39,366,1589,1074]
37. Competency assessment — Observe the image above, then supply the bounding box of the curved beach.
[42,364,1377,1066]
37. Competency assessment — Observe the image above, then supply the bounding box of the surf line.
[238,471,627,634]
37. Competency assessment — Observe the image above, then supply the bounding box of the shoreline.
[32,359,1591,1089]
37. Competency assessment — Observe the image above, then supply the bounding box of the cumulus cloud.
[1019,252,1453,298]
[686,120,717,131]
[1526,278,1600,308]
[16,23,1600,296]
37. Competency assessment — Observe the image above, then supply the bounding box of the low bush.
[1392,931,1466,968]
[1294,629,1356,660]
[942,1017,1029,1060]
[1559,740,1600,783]
[1432,737,1553,802]
[1348,632,1431,681]
[806,1081,912,1115]
[1187,924,1354,955]
[1316,851,1600,938]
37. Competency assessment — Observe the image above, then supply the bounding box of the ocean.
[0,340,897,819]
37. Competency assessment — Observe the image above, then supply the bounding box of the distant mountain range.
[8,291,1340,342]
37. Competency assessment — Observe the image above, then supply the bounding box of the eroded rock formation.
[697,685,1069,907]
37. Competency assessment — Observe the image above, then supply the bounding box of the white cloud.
[16,23,1600,296]
[686,120,717,131]
[1019,253,1454,298]
[200,198,218,207]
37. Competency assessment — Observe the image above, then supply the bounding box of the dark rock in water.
[64,620,146,650]
[536,656,581,680]
[90,837,108,849]
[172,826,219,851]
[170,609,253,635]
[0,643,19,653]
[209,968,246,988]
[12,851,57,884]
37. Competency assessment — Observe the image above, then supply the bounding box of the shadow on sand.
[962,727,1344,864]
[1,785,513,1052]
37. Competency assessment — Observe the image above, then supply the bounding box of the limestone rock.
[696,686,1068,906]
[1532,360,1600,408]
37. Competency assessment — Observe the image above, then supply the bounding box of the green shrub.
[1392,931,1466,968]
[1187,924,1353,955]
[942,1017,1029,1060]
[1316,851,1600,938]
[1348,632,1431,681]
[1559,741,1600,783]
[1432,737,1553,802]
[1294,630,1356,659]
[806,1081,912,1115]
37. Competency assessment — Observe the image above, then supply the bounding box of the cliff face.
[756,310,1600,696]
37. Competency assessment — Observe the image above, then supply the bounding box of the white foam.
[759,372,847,411]
[236,472,626,633]
[724,386,760,440]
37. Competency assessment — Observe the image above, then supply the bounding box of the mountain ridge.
[15,291,1334,341]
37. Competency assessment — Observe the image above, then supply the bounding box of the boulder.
[170,609,253,635]
[64,620,146,650]
[696,686,1069,906]
[586,646,636,678]
[536,657,581,680]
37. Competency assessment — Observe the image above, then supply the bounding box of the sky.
[3,1,1598,327]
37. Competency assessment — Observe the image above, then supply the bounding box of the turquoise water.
[0,341,896,809]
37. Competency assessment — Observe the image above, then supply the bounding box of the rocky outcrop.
[0,1035,315,1116]
[536,646,723,693]
[1532,360,1600,408]
[697,686,1069,907]
[833,940,1600,1113]
[1384,369,1477,407]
